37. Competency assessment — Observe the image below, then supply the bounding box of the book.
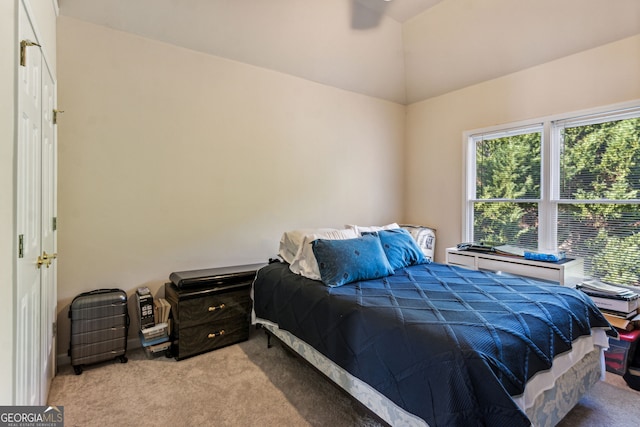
[138,326,169,347]
[600,308,638,320]
[154,298,171,325]
[579,279,639,298]
[603,313,635,331]
[143,340,172,359]
[456,242,528,257]
[148,340,171,353]
[583,293,639,313]
[577,280,640,316]
[456,242,497,253]
[494,245,526,257]
[580,289,639,301]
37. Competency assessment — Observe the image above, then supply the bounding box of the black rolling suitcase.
[68,288,129,375]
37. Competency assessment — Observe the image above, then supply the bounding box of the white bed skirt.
[255,318,608,427]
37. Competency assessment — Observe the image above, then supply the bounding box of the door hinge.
[20,39,41,67]
[18,234,24,258]
[53,109,64,125]
[52,321,57,336]
[52,217,57,231]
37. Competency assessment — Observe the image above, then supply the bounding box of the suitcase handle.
[68,288,127,318]
[84,288,125,295]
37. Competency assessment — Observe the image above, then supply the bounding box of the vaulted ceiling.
[58,0,640,104]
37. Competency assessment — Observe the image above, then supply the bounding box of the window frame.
[463,100,640,255]
[465,123,544,249]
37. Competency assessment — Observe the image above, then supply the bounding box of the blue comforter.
[252,262,612,426]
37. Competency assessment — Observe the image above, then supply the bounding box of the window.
[465,104,640,286]
[469,125,542,250]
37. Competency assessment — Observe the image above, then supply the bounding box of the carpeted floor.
[48,328,640,426]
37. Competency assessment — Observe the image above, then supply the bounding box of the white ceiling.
[58,0,640,104]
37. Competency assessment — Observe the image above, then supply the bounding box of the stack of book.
[137,294,172,358]
[577,279,640,331]
[154,298,171,326]
[139,323,171,358]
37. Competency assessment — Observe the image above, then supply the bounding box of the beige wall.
[405,35,640,262]
[56,17,405,356]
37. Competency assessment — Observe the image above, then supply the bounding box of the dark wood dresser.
[165,263,264,360]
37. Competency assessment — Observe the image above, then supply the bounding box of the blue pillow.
[312,234,395,287]
[366,228,427,269]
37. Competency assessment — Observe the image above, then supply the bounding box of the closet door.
[16,1,57,406]
[16,3,43,404]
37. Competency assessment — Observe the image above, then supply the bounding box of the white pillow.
[400,224,437,262]
[278,228,337,264]
[289,228,359,280]
[346,222,400,236]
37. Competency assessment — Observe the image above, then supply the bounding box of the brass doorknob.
[37,255,51,269]
[37,251,57,268]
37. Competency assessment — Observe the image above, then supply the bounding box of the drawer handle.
[208,330,225,339]
[208,303,225,312]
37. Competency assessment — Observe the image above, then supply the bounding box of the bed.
[252,227,613,427]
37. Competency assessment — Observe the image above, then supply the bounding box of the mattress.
[252,261,612,426]
[256,320,606,427]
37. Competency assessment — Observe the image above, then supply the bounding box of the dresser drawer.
[478,258,560,282]
[178,289,251,328]
[165,264,261,361]
[174,316,250,360]
[447,252,476,268]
